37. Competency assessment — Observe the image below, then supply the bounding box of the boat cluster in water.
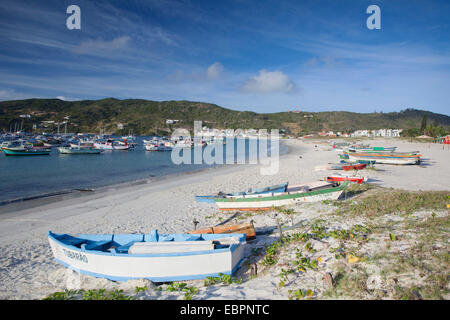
[0,132,222,156]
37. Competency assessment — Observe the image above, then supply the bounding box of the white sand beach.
[0,138,449,300]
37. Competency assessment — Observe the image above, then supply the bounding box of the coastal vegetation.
[41,186,449,300]
[1,98,449,136]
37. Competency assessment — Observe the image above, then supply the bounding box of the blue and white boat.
[48,230,246,282]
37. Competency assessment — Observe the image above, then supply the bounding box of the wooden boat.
[345,149,420,156]
[58,146,102,154]
[314,164,344,171]
[348,152,421,165]
[340,159,376,166]
[48,230,246,282]
[346,146,397,152]
[195,182,288,203]
[342,163,366,171]
[212,181,349,210]
[326,175,366,184]
[3,147,51,156]
[188,222,256,241]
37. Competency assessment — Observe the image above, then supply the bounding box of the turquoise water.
[0,137,285,204]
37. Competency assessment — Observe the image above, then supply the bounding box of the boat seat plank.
[83,240,114,251]
[114,241,138,254]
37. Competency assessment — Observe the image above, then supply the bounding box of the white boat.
[58,146,102,154]
[48,230,246,282]
[145,141,173,151]
[94,139,130,150]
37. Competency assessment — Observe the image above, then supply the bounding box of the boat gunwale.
[214,181,349,203]
[48,231,244,258]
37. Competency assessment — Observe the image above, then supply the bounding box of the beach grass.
[336,187,449,217]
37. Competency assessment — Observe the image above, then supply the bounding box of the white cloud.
[73,36,131,55]
[206,62,224,80]
[241,70,296,93]
[56,96,66,101]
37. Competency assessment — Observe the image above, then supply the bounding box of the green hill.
[1,98,449,136]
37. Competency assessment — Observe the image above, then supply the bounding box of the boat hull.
[48,231,245,282]
[3,148,50,156]
[58,147,102,154]
[188,222,256,241]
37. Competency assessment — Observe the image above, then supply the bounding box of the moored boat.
[58,146,102,154]
[3,147,51,156]
[48,230,246,282]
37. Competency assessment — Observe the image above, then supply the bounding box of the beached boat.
[58,146,102,154]
[48,230,246,282]
[347,152,421,165]
[326,174,366,184]
[340,159,376,166]
[346,146,397,152]
[342,163,366,171]
[3,147,51,156]
[188,222,256,241]
[195,182,288,203]
[314,164,345,171]
[212,181,349,210]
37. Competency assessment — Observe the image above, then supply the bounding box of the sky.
[0,0,449,115]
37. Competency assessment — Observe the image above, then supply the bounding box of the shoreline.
[0,138,448,300]
[0,141,290,215]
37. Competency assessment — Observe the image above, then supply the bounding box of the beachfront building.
[351,129,402,138]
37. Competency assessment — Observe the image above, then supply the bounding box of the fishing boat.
[94,139,131,151]
[340,159,376,166]
[188,222,256,241]
[145,141,173,151]
[48,230,246,282]
[342,163,366,171]
[3,147,51,156]
[347,152,421,165]
[58,146,102,154]
[195,182,288,203]
[211,181,349,210]
[314,164,345,171]
[326,174,367,184]
[346,146,397,152]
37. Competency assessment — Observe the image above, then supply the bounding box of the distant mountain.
[1,98,449,136]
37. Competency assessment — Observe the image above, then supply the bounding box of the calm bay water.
[0,137,286,204]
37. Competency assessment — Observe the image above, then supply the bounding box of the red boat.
[342,163,366,171]
[326,175,365,184]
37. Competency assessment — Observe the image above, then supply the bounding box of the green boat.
[214,181,349,210]
[58,146,102,154]
[3,147,51,156]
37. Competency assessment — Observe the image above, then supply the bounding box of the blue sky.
[0,0,449,115]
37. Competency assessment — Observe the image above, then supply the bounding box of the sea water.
[0,137,286,204]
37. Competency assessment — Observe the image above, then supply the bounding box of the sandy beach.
[0,138,449,300]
